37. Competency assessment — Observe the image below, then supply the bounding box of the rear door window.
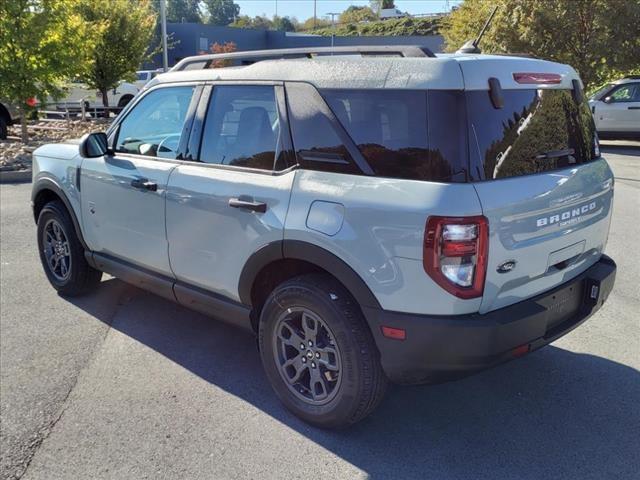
[467,89,596,180]
[199,85,284,171]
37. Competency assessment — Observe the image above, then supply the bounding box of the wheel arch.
[240,240,382,331]
[32,179,89,251]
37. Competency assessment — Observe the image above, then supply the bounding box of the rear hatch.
[459,56,614,313]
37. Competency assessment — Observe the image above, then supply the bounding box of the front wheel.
[37,200,102,296]
[259,274,387,428]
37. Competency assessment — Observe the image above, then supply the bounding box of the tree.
[272,16,296,32]
[0,0,93,141]
[299,16,331,31]
[312,16,440,37]
[370,0,395,14]
[340,6,377,24]
[208,41,237,68]
[203,0,240,26]
[441,0,640,89]
[166,0,201,23]
[230,14,273,29]
[78,0,156,108]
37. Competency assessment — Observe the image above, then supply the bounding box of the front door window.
[115,86,195,159]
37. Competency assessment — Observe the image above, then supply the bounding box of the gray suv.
[31,47,616,428]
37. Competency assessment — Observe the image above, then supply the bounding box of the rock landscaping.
[0,119,112,172]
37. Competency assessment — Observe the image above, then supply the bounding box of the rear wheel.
[117,95,134,108]
[37,201,102,296]
[259,274,387,428]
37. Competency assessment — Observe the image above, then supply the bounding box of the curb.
[0,169,32,184]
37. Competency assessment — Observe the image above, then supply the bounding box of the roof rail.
[171,45,435,71]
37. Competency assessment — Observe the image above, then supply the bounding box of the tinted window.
[286,82,360,175]
[115,86,194,159]
[467,89,596,180]
[427,90,468,182]
[200,86,282,170]
[322,89,464,182]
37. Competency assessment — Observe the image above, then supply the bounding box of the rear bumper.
[363,255,616,385]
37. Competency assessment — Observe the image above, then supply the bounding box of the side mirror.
[603,96,613,104]
[79,132,110,158]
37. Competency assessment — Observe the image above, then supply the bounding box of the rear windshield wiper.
[535,148,575,160]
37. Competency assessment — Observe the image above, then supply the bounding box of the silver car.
[30,46,617,428]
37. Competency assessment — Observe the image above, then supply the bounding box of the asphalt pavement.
[1,144,639,480]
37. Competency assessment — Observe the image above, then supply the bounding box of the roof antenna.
[456,5,498,54]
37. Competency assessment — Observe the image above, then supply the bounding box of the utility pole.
[326,12,340,49]
[275,0,278,18]
[313,0,317,29]
[160,0,169,72]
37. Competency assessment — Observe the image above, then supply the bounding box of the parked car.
[31,46,616,428]
[380,7,408,19]
[589,76,640,139]
[47,79,139,111]
[135,70,162,90]
[0,99,20,139]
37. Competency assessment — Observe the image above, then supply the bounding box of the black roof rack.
[171,45,435,71]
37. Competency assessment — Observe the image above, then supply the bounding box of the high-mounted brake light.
[423,216,488,299]
[513,72,562,85]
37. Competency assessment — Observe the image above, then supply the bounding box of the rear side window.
[322,89,465,182]
[199,85,283,171]
[285,82,360,175]
[468,89,596,180]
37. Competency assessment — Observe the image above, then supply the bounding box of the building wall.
[150,23,444,68]
[266,31,444,52]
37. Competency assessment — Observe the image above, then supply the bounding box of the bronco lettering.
[536,202,597,227]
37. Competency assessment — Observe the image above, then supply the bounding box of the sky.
[235,0,462,21]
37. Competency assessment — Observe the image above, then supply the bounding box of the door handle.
[228,197,267,213]
[131,178,158,191]
[628,106,640,110]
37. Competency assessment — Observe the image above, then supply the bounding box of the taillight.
[25,97,37,107]
[423,216,488,299]
[513,72,562,85]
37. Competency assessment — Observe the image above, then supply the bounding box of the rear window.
[322,89,467,182]
[467,89,596,181]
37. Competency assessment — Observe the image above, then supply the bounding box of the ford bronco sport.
[32,46,616,428]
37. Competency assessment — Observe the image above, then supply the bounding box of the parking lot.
[1,143,639,480]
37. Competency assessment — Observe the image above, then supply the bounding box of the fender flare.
[238,239,381,310]
[31,178,89,252]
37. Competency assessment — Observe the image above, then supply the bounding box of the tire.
[117,95,133,108]
[259,273,388,428]
[37,200,102,296]
[0,116,7,140]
